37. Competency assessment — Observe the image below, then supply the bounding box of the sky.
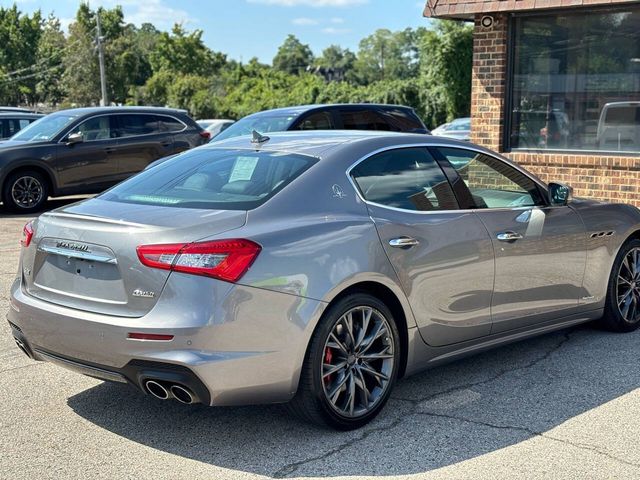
[5,0,430,63]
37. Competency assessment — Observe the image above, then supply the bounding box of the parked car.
[197,119,235,138]
[431,117,471,141]
[213,104,429,142]
[9,131,640,430]
[0,106,208,213]
[597,101,640,152]
[510,109,570,149]
[0,112,43,139]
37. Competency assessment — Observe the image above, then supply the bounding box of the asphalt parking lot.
[2,202,640,479]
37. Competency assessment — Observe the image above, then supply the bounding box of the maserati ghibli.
[8,131,640,429]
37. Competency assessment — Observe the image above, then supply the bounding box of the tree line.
[0,3,473,128]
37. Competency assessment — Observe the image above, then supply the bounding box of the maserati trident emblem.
[132,289,155,299]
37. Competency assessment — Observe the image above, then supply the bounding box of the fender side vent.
[590,231,615,239]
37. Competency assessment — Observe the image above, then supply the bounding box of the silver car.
[8,131,640,430]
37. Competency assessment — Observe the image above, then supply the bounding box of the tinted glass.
[296,111,334,130]
[75,116,115,141]
[510,9,640,153]
[12,113,78,142]
[214,114,296,141]
[159,115,185,132]
[100,149,316,210]
[340,109,390,131]
[380,108,426,132]
[351,148,458,211]
[117,114,160,137]
[437,147,544,208]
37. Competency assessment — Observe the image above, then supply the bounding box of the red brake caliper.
[324,347,333,385]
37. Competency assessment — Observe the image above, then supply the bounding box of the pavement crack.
[393,330,574,405]
[0,362,44,374]
[416,410,640,470]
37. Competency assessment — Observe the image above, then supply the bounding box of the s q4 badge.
[132,289,155,298]
[332,184,347,199]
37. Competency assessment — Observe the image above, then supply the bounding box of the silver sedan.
[8,131,640,430]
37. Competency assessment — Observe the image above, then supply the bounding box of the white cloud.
[330,17,345,23]
[248,0,367,7]
[321,26,351,34]
[92,0,196,29]
[292,17,319,25]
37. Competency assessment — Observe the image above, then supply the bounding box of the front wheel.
[601,239,640,332]
[289,293,400,430]
[2,170,49,213]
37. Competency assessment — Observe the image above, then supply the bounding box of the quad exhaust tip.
[145,380,196,404]
[170,385,195,405]
[145,380,170,400]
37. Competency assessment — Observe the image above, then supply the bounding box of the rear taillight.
[21,221,34,248]
[136,239,261,283]
[199,130,211,140]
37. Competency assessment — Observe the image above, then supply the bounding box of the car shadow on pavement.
[67,324,640,478]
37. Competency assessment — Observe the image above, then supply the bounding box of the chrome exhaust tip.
[170,384,195,404]
[14,338,28,356]
[145,380,170,400]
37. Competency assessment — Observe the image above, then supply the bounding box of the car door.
[56,114,121,191]
[433,146,587,333]
[114,114,176,180]
[349,146,495,346]
[290,109,335,131]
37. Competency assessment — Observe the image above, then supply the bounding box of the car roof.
[51,106,190,116]
[0,112,43,119]
[242,103,416,119]
[203,130,478,158]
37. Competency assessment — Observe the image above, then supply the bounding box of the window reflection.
[510,9,640,153]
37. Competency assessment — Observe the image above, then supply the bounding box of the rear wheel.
[289,293,400,430]
[601,239,640,332]
[2,170,49,213]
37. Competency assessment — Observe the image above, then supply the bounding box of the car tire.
[289,292,401,430]
[601,238,640,333]
[2,170,49,214]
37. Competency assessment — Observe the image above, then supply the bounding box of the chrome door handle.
[389,237,419,248]
[496,231,523,242]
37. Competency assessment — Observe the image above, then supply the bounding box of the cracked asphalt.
[2,200,640,479]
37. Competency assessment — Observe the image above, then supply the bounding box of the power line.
[0,39,82,78]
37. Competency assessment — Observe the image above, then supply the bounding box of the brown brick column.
[470,13,508,152]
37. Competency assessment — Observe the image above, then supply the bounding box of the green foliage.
[0,4,473,130]
[272,34,314,75]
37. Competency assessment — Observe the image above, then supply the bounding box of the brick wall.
[468,12,640,206]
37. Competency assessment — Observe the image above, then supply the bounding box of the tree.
[34,15,66,105]
[314,45,356,81]
[0,5,42,105]
[421,21,473,125]
[272,35,314,75]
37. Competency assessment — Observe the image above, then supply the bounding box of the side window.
[117,114,160,137]
[380,108,424,132]
[351,148,458,212]
[158,115,185,132]
[7,119,21,137]
[340,109,390,131]
[436,147,544,208]
[295,111,334,130]
[19,119,32,129]
[75,116,114,141]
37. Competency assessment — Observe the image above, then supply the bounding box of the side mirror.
[66,132,83,145]
[548,182,573,206]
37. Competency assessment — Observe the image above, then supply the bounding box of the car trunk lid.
[22,199,247,317]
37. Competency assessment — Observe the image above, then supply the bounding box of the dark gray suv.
[0,106,208,213]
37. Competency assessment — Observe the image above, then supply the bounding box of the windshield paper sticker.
[229,156,259,182]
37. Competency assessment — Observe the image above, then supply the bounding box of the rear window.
[100,148,316,210]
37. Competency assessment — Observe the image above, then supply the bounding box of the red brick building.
[424,1,640,204]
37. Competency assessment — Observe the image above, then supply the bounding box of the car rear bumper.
[7,277,326,406]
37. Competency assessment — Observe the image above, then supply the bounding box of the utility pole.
[96,11,108,106]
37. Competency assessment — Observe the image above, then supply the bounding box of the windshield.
[100,148,316,210]
[213,114,296,142]
[12,113,78,142]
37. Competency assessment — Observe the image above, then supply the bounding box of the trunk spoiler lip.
[40,211,150,229]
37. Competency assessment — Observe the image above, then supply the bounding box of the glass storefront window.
[509,9,640,154]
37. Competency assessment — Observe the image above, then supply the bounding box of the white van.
[597,102,640,151]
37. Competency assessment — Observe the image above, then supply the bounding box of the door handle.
[496,231,523,242]
[389,237,420,248]
[104,147,116,154]
[160,141,172,147]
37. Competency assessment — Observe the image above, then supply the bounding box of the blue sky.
[6,0,430,63]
